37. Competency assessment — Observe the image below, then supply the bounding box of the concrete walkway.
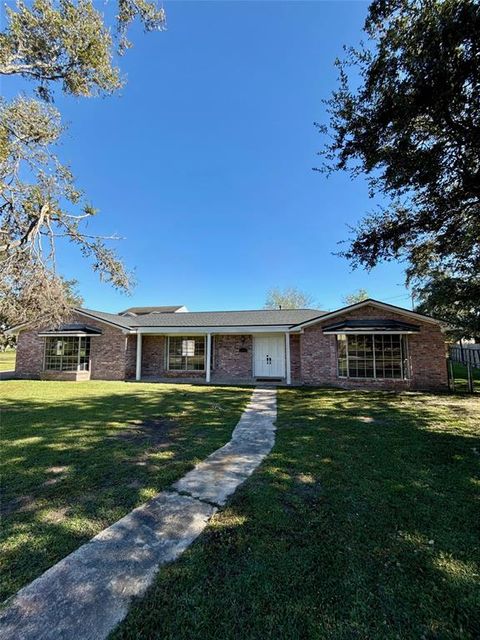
[0,387,277,640]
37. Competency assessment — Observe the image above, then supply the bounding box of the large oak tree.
[0,0,165,327]
[320,0,480,337]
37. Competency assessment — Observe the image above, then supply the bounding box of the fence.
[448,344,480,393]
[450,344,480,369]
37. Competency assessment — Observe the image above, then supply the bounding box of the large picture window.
[44,337,91,371]
[168,336,205,371]
[337,334,408,379]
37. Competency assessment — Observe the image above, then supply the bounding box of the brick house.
[10,299,448,390]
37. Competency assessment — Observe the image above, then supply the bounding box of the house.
[11,299,448,390]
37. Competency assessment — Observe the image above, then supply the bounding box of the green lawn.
[113,388,480,640]
[0,380,251,601]
[451,361,480,392]
[0,350,15,371]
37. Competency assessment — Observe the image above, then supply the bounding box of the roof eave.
[137,325,298,334]
[291,299,441,330]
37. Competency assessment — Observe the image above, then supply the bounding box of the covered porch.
[133,329,297,385]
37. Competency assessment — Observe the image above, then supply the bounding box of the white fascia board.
[323,330,419,335]
[37,332,102,337]
[5,323,30,336]
[136,325,294,335]
[293,299,439,330]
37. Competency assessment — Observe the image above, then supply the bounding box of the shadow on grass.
[0,382,251,602]
[112,387,480,640]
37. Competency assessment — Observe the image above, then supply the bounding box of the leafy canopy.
[0,0,165,328]
[342,289,369,305]
[264,287,318,310]
[320,0,480,335]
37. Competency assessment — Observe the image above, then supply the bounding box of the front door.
[254,335,286,378]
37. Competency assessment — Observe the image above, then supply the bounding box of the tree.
[415,272,480,341]
[264,287,317,310]
[0,276,82,350]
[342,289,369,305]
[0,0,165,327]
[319,0,480,322]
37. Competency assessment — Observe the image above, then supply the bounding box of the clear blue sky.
[3,0,413,312]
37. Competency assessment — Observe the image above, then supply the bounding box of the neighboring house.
[10,299,448,390]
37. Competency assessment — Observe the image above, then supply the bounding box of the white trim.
[253,334,286,378]
[337,333,410,381]
[137,325,293,335]
[5,322,30,336]
[292,299,439,330]
[136,333,142,381]
[323,330,418,335]
[206,333,212,383]
[38,332,102,338]
[285,332,291,385]
[166,335,206,372]
[43,335,91,373]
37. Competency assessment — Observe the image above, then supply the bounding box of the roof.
[38,324,103,337]
[119,306,185,316]
[322,319,420,333]
[290,298,441,329]
[78,308,327,329]
[7,298,442,335]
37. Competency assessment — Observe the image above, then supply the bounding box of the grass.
[451,361,480,392]
[112,388,480,640]
[0,380,251,602]
[0,350,15,371]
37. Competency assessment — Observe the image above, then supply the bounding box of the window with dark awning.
[323,319,420,334]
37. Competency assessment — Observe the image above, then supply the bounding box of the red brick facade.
[300,304,447,390]
[213,335,253,379]
[15,312,131,381]
[14,305,447,390]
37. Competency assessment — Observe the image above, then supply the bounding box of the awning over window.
[38,324,103,337]
[322,319,420,334]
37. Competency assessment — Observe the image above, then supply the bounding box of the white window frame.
[167,336,206,372]
[336,334,409,380]
[43,336,91,372]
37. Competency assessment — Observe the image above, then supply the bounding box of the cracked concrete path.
[0,387,277,640]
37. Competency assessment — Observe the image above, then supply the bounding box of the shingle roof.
[77,308,327,329]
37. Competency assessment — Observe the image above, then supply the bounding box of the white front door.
[254,335,286,378]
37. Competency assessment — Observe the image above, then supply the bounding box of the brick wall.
[290,334,301,381]
[15,327,46,378]
[15,312,129,381]
[300,304,447,390]
[125,335,137,380]
[214,335,253,379]
[141,336,166,377]
[140,335,205,379]
[89,323,129,381]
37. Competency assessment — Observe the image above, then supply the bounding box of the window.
[168,336,205,371]
[337,334,408,379]
[44,337,91,371]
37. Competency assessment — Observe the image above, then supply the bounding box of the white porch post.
[135,332,142,381]
[285,332,291,385]
[206,333,212,383]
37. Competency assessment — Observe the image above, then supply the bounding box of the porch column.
[285,332,291,385]
[135,332,142,381]
[206,333,212,383]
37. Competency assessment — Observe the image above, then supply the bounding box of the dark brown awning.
[322,319,420,334]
